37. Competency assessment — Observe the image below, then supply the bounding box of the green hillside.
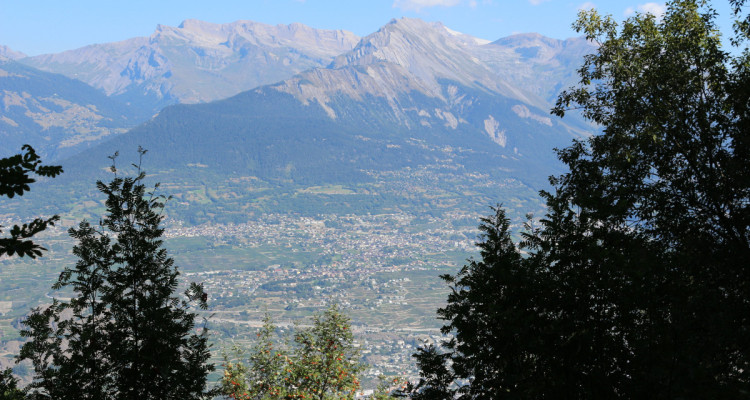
[0,59,151,160]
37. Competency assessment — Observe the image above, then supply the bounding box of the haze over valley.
[1,15,596,384]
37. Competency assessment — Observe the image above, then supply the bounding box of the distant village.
[167,212,481,381]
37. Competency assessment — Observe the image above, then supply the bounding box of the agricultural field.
[0,210,488,384]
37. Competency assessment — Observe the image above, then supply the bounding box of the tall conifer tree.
[19,149,213,399]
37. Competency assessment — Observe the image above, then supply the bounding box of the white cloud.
[393,0,463,11]
[578,2,596,11]
[625,2,667,18]
[528,0,551,5]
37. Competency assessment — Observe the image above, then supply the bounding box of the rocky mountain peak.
[177,18,217,32]
[0,45,26,60]
[327,17,538,105]
[270,17,553,128]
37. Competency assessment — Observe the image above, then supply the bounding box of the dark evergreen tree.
[410,209,553,399]
[410,1,750,398]
[18,149,213,399]
[408,345,454,400]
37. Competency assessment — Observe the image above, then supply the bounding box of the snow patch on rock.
[511,104,553,126]
[484,115,506,147]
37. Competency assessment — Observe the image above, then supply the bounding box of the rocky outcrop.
[0,45,26,60]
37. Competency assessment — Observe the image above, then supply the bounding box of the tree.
[0,145,62,258]
[18,150,214,399]
[545,0,750,395]
[0,145,62,399]
[1,368,26,400]
[220,305,400,400]
[220,315,286,399]
[407,345,454,400]
[409,208,553,399]
[410,0,750,398]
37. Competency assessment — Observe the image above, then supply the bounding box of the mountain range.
[21,20,360,110]
[2,17,596,222]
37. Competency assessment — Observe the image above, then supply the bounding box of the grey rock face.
[326,18,538,105]
[271,17,591,141]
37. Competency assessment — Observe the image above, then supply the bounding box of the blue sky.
[0,0,737,56]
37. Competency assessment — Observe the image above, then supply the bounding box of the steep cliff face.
[21,20,360,109]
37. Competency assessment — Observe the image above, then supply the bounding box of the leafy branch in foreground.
[0,144,62,258]
[0,145,62,397]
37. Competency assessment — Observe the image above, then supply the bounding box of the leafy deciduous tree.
[410,0,750,398]
[221,305,403,400]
